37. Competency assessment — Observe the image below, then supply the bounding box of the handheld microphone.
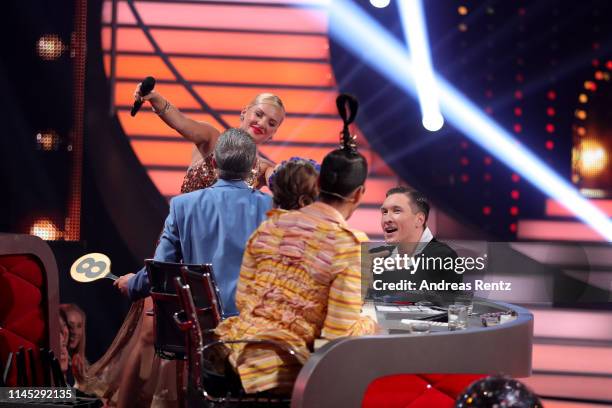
[131,76,156,117]
[369,245,396,255]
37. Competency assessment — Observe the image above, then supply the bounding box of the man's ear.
[415,212,426,228]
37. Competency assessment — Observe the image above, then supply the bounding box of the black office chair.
[146,260,230,356]
[173,276,301,407]
[180,264,224,333]
[147,260,235,407]
[145,259,188,359]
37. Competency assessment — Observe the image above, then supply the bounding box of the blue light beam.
[398,0,444,131]
[326,0,612,241]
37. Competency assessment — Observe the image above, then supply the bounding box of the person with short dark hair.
[377,187,461,301]
[269,157,319,211]
[381,186,434,255]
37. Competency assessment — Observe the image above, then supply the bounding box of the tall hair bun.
[326,171,338,185]
[336,93,359,153]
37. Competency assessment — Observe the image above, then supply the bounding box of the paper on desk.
[376,305,441,314]
[375,305,401,312]
[401,318,448,327]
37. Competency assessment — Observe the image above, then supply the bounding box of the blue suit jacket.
[128,179,272,315]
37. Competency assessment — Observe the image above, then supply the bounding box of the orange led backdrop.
[102,0,399,237]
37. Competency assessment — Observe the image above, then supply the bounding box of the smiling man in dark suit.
[375,187,462,302]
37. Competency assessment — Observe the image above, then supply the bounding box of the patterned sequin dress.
[180,154,261,193]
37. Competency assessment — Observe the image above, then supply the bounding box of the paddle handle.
[105,273,119,281]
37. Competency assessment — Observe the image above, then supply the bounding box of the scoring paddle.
[70,253,118,283]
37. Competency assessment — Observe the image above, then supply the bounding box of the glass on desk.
[453,291,474,316]
[448,304,468,331]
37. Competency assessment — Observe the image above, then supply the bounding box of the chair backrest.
[146,258,183,293]
[173,277,246,405]
[0,234,60,386]
[145,260,224,360]
[146,259,188,359]
[172,277,205,396]
[180,265,223,329]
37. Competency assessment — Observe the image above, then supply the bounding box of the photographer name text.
[371,279,512,292]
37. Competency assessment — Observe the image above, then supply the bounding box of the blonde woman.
[135,86,286,192]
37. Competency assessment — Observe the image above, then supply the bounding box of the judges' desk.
[291,299,533,408]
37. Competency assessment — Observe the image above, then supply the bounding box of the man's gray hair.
[214,128,257,180]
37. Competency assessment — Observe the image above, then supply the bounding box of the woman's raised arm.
[134,83,221,157]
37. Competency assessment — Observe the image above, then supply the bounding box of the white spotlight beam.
[398,0,444,131]
[370,0,391,9]
[326,0,612,241]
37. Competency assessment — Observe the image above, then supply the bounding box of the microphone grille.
[140,76,156,94]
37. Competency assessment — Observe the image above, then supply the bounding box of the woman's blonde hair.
[248,93,285,113]
[59,303,87,359]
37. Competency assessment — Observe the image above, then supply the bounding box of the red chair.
[362,373,485,408]
[0,234,60,386]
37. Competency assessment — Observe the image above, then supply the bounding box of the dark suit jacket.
[414,238,462,285]
[371,238,464,304]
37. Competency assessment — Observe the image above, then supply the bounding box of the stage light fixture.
[577,139,608,177]
[30,218,62,241]
[37,34,65,60]
[398,0,444,131]
[36,130,61,151]
[370,0,391,9]
[327,0,612,241]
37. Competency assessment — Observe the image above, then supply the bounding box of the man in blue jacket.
[114,128,272,315]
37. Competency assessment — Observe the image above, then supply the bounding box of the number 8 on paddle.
[70,253,118,282]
